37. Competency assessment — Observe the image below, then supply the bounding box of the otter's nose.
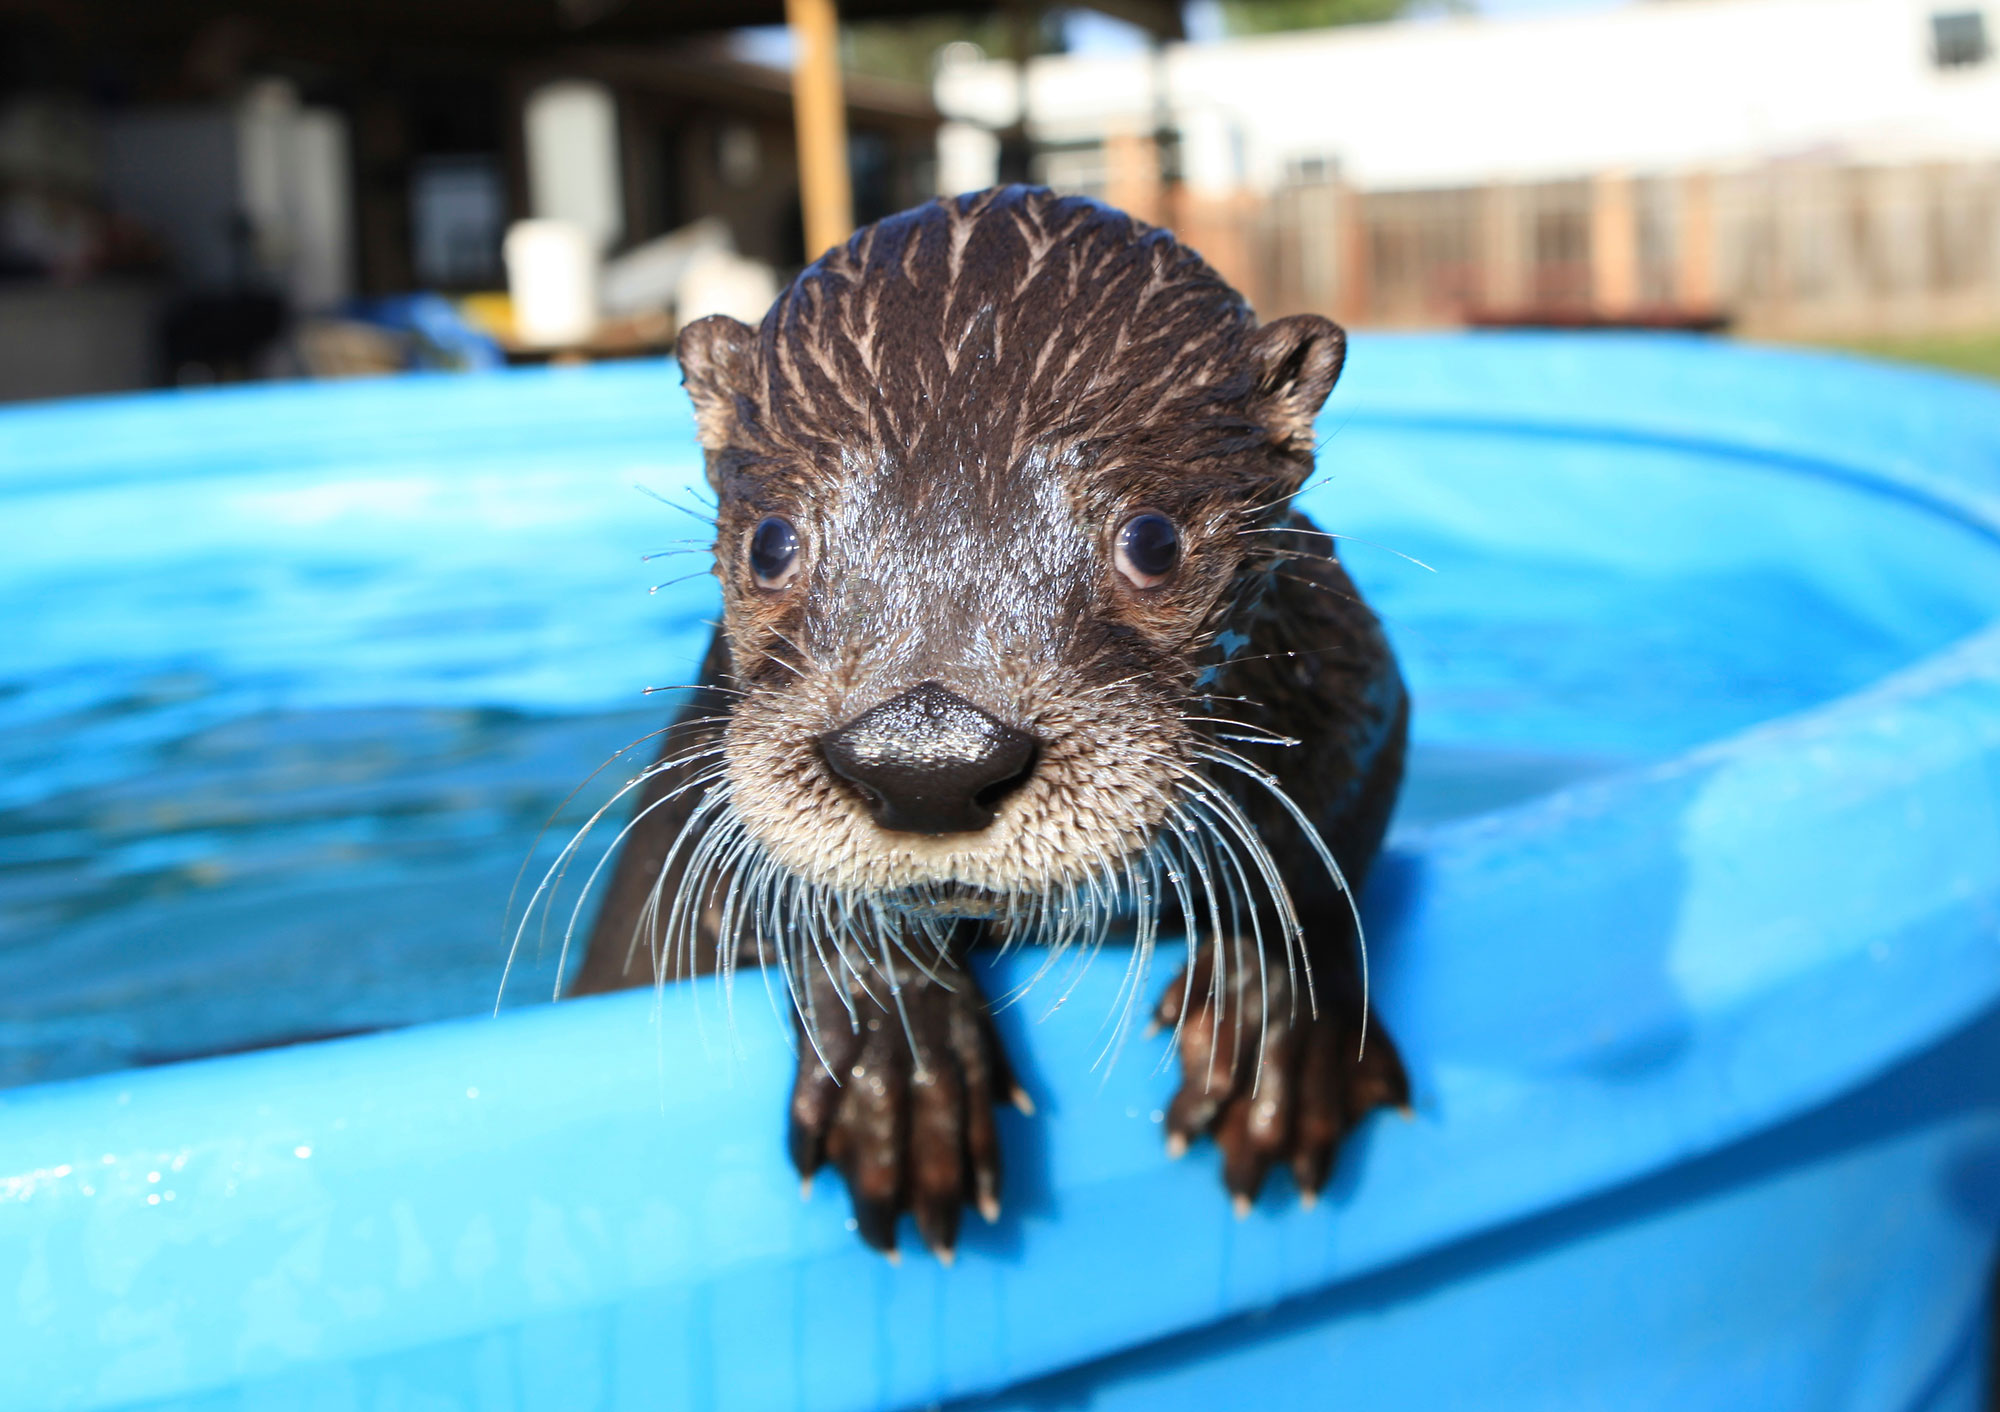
[819,682,1037,835]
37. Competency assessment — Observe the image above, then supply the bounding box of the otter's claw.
[789,956,1015,1261]
[1154,943,1406,1209]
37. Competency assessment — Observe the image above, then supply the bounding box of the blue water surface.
[4,342,2000,1090]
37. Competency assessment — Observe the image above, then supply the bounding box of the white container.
[523,81,622,253]
[503,218,599,348]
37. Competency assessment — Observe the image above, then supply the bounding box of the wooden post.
[1339,185,1370,327]
[1105,131,1163,226]
[1478,181,1526,316]
[1676,171,1716,314]
[786,0,853,260]
[1590,171,1638,316]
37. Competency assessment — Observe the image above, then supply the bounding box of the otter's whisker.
[622,757,734,974]
[637,792,730,998]
[754,648,806,679]
[1195,745,1371,1056]
[765,625,816,663]
[640,682,751,698]
[641,778,739,982]
[547,764,728,1003]
[635,796,708,984]
[633,482,718,527]
[1171,776,1299,1089]
[994,843,1110,1015]
[661,790,743,979]
[649,569,717,595]
[1173,688,1267,709]
[818,889,886,1019]
[639,540,718,562]
[1179,714,1300,747]
[1232,484,1303,520]
[870,921,930,1062]
[716,843,832,1072]
[706,816,769,1024]
[1235,526,1437,575]
[1039,844,1128,1020]
[709,809,763,953]
[565,756,726,971]
[1133,749,1282,997]
[1159,801,1224,1054]
[748,849,817,1035]
[1091,848,1160,1077]
[1151,831,1212,1069]
[741,850,801,1041]
[497,721,680,968]
[499,752,720,1012]
[711,826,767,986]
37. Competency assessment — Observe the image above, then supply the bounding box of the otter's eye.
[1114,512,1180,588]
[749,515,802,589]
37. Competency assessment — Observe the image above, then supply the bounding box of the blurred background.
[0,0,1996,405]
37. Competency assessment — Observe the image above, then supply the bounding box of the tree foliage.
[1217,0,1412,36]
[842,13,1063,86]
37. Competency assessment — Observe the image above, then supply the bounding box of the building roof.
[530,45,940,135]
[1,0,1181,55]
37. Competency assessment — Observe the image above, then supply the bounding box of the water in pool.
[4,365,1997,1088]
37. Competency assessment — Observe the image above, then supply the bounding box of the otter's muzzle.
[819,681,1037,835]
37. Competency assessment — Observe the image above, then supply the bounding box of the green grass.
[1796,327,2000,383]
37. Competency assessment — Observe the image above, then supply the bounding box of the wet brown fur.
[569,186,1409,1260]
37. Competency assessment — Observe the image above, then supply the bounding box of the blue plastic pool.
[3,335,1999,1410]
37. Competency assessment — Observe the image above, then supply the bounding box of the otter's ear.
[1247,314,1346,454]
[676,314,759,451]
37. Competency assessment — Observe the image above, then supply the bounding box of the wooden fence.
[1059,145,2000,335]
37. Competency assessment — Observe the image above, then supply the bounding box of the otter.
[566,185,1409,1263]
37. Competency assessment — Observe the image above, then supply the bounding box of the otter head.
[678,187,1345,934]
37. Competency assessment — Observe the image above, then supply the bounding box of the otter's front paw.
[787,961,1025,1262]
[1153,944,1407,1210]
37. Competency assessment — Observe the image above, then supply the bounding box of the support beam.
[1676,171,1716,313]
[786,0,853,261]
[1591,171,1638,315]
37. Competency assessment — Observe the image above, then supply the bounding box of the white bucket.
[503,219,599,348]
